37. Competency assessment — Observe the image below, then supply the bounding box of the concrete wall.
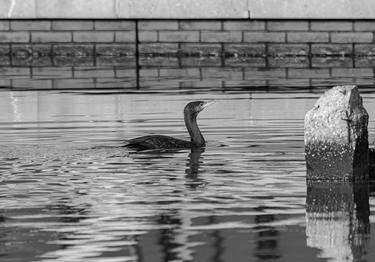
[2,0,375,19]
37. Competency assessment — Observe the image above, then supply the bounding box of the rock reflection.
[306,182,370,262]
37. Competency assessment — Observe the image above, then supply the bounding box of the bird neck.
[184,111,205,147]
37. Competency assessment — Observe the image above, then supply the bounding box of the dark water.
[1,65,375,262]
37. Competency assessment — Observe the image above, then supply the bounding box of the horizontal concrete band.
[2,0,375,19]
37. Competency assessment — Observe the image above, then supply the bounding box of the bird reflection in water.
[185,147,207,189]
[306,182,370,262]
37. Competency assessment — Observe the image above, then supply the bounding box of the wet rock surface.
[305,85,369,181]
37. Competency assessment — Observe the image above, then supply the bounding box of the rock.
[305,85,369,181]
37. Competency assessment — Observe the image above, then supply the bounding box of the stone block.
[267,57,309,68]
[96,56,135,67]
[180,57,222,67]
[305,85,369,181]
[179,21,222,30]
[225,57,266,67]
[138,21,179,30]
[245,68,286,80]
[223,21,265,31]
[0,44,10,55]
[53,78,95,89]
[201,68,243,80]
[74,67,115,78]
[53,44,94,56]
[355,44,375,56]
[32,32,71,42]
[287,32,329,43]
[159,31,199,42]
[0,21,10,30]
[243,32,285,43]
[0,32,29,43]
[201,31,242,43]
[354,21,375,31]
[224,44,265,57]
[139,43,178,55]
[94,21,135,30]
[331,33,373,43]
[159,68,200,80]
[115,69,137,78]
[95,78,136,89]
[32,67,73,79]
[312,57,353,68]
[267,21,309,31]
[310,21,353,31]
[96,44,135,56]
[115,31,136,42]
[139,31,158,42]
[12,79,52,90]
[331,68,373,78]
[139,57,178,67]
[73,32,114,42]
[180,43,222,56]
[11,21,51,30]
[52,21,94,30]
[53,56,94,67]
[288,69,330,78]
[311,44,353,56]
[267,44,308,56]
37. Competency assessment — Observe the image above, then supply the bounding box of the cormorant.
[125,100,215,150]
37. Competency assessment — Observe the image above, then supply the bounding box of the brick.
[74,32,114,42]
[224,44,265,56]
[354,22,375,31]
[223,21,265,31]
[268,57,309,68]
[32,32,71,43]
[139,69,159,79]
[0,32,29,43]
[288,69,330,78]
[96,44,135,56]
[53,56,94,67]
[95,21,135,30]
[179,80,223,89]
[12,57,52,67]
[53,79,95,89]
[159,31,199,42]
[311,44,352,56]
[179,21,221,30]
[53,44,94,56]
[180,43,222,56]
[312,57,353,68]
[97,57,136,67]
[74,67,115,78]
[12,44,52,56]
[140,57,178,67]
[331,68,373,77]
[139,21,178,30]
[32,67,73,79]
[52,21,94,30]
[201,31,242,42]
[95,78,136,89]
[0,45,10,55]
[224,80,267,88]
[267,44,308,56]
[139,43,178,54]
[12,79,53,90]
[268,79,310,88]
[355,44,375,56]
[201,68,243,80]
[245,68,286,79]
[159,68,200,79]
[115,69,137,78]
[287,32,329,43]
[331,33,373,43]
[0,79,11,87]
[0,21,10,30]
[244,32,285,43]
[11,21,51,31]
[311,21,353,31]
[0,56,10,66]
[115,31,136,42]
[181,57,222,67]
[0,67,30,77]
[268,21,309,31]
[225,57,266,67]
[355,57,375,68]
[139,31,158,42]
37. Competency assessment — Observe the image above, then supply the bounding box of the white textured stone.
[249,0,375,19]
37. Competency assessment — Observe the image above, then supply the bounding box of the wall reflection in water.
[306,181,370,261]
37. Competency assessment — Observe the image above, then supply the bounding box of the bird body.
[126,101,214,151]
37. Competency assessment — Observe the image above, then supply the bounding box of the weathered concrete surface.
[0,0,248,18]
[249,0,375,19]
[305,85,369,181]
[306,182,369,261]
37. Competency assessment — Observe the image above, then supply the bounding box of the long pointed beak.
[202,100,215,109]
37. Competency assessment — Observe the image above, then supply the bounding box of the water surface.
[1,90,375,262]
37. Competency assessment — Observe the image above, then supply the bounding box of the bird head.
[184,100,215,116]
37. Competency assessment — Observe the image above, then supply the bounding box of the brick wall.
[1,19,375,90]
